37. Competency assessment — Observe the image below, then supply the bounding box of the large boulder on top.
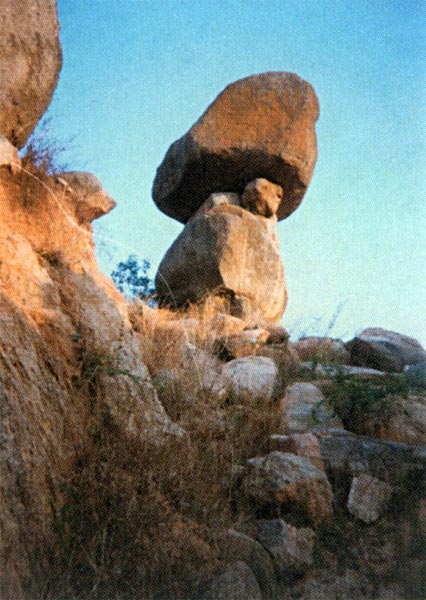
[152,72,319,223]
[155,204,287,322]
[0,0,62,148]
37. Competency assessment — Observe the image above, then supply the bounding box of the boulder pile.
[153,72,319,322]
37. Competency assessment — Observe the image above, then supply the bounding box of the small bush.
[20,117,70,175]
[324,371,410,429]
[111,255,155,301]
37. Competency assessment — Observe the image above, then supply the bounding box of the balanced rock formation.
[0,0,62,148]
[152,72,319,223]
[153,72,319,322]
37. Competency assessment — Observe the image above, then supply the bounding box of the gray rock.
[347,474,392,523]
[221,356,278,404]
[242,451,333,525]
[316,429,426,485]
[0,0,62,148]
[202,561,262,600]
[152,72,319,223]
[216,529,279,599]
[347,328,426,373]
[155,204,287,322]
[280,382,344,433]
[256,519,314,578]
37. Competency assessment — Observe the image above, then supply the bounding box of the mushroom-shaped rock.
[152,72,319,223]
[0,0,62,148]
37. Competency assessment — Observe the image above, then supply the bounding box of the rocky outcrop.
[152,72,319,223]
[155,203,287,321]
[347,328,426,373]
[0,0,62,148]
[0,165,176,597]
[55,171,116,224]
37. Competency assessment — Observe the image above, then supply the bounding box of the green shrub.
[325,371,410,427]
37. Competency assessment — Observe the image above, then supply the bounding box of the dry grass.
[32,300,284,599]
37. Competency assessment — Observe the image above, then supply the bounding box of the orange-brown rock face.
[152,72,319,223]
[0,0,62,148]
[0,166,175,598]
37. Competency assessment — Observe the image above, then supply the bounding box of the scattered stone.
[280,382,344,433]
[404,361,426,388]
[347,328,426,373]
[347,474,392,523]
[242,451,333,525]
[216,529,279,599]
[214,328,269,360]
[57,172,116,223]
[155,204,287,322]
[241,178,283,217]
[255,519,314,577]
[221,356,278,404]
[152,72,319,223]
[0,135,21,174]
[0,0,62,148]
[202,561,262,600]
[270,433,325,471]
[316,429,426,485]
[190,191,241,220]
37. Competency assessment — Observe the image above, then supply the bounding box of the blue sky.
[44,0,425,342]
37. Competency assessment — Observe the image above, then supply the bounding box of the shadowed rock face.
[152,72,319,223]
[0,0,62,148]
